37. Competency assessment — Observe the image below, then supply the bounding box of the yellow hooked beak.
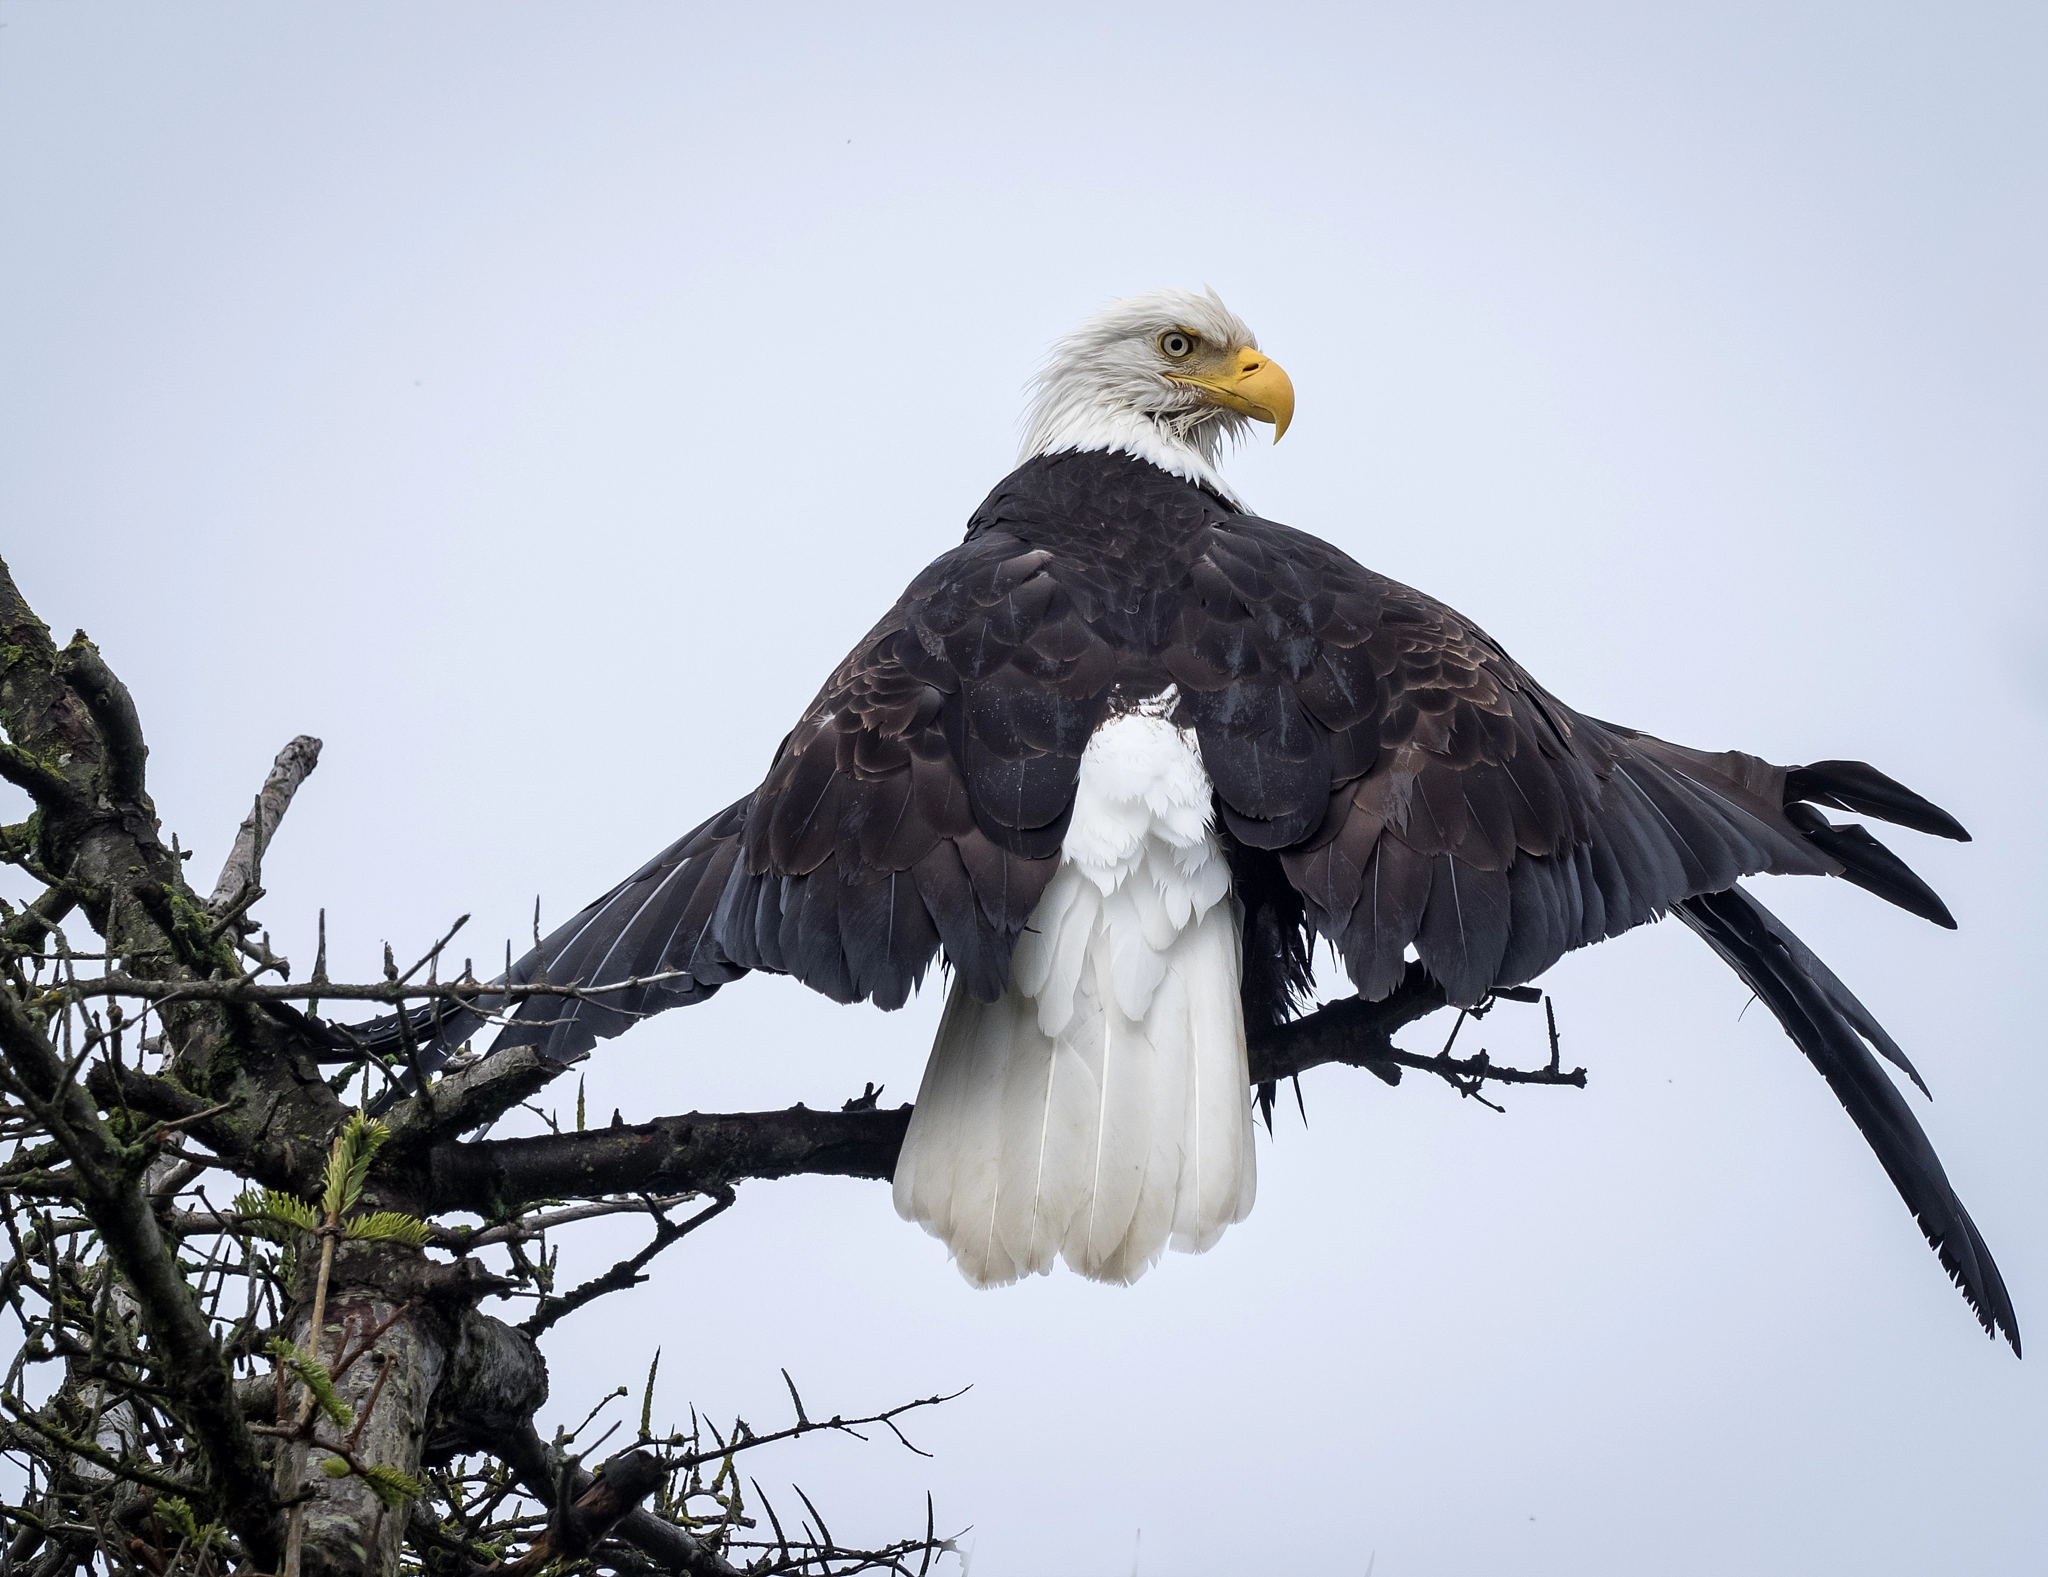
[1166,345,1295,442]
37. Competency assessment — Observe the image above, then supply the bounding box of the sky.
[2,3,2044,1572]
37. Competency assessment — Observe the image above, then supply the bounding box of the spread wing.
[399,484,1958,1061]
[1162,515,2013,1348]
[372,456,1954,1068]
[462,520,1121,1064]
[1161,516,1947,1007]
[711,526,1118,1009]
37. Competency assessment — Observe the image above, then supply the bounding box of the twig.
[656,1386,967,1471]
[432,1193,700,1250]
[520,1190,736,1337]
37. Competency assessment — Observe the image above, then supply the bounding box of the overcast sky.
[3,4,2044,1573]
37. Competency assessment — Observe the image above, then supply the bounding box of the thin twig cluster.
[0,950,964,1577]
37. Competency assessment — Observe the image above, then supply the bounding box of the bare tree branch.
[519,1189,735,1337]
[419,1106,914,1219]
[52,633,150,806]
[209,734,323,912]
[1247,965,1586,1096]
[381,1040,566,1151]
[433,1193,702,1249]
[498,1447,671,1576]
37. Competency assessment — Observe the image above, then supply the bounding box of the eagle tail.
[1674,885,2019,1353]
[893,704,1256,1286]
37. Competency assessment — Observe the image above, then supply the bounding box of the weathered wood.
[209,733,323,911]
[424,1309,549,1462]
[275,1247,471,1577]
[499,1426,741,1577]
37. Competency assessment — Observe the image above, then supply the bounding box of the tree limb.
[1249,968,1587,1099]
[209,735,322,912]
[85,1059,334,1197]
[52,634,149,807]
[0,562,114,821]
[381,1042,564,1153]
[1246,964,1448,1085]
[432,1193,702,1249]
[519,1190,734,1337]
[420,1106,912,1219]
[2,882,82,954]
[416,976,1584,1218]
[498,1447,670,1576]
[0,741,78,810]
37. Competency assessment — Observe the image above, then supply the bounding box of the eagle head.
[1019,287,1295,505]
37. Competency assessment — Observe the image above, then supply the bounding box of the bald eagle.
[377,288,2015,1348]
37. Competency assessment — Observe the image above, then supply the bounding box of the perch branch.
[421,1107,912,1219]
[422,970,1577,1216]
[1248,963,1587,1097]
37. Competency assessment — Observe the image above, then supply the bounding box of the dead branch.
[208,735,323,912]
[519,1190,735,1337]
[498,1447,670,1576]
[418,1106,915,1219]
[1248,964,1586,1098]
[432,1192,702,1249]
[499,1424,741,1577]
[52,634,149,806]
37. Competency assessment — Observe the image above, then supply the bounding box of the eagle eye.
[1158,330,1197,360]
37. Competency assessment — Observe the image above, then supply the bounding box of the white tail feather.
[894,697,1256,1287]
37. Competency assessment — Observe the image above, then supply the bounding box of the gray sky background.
[3,4,2044,1572]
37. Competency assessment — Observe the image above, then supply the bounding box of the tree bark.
[419,1105,913,1219]
[274,1248,513,1577]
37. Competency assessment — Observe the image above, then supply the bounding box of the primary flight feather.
[366,287,2017,1350]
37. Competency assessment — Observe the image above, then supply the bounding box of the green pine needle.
[321,1113,392,1220]
[317,1455,423,1506]
[233,1187,321,1240]
[344,1211,433,1248]
[360,1463,426,1507]
[265,1337,353,1429]
[157,1496,217,1546]
[640,1347,661,1440]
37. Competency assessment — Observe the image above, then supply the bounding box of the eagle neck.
[1021,407,1245,510]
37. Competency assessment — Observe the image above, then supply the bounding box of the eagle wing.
[713,524,1120,1009]
[475,518,1122,1063]
[463,463,1959,1063]
[1157,514,1964,1007]
[1161,514,2012,1348]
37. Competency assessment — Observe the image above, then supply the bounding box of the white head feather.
[1019,287,1262,507]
